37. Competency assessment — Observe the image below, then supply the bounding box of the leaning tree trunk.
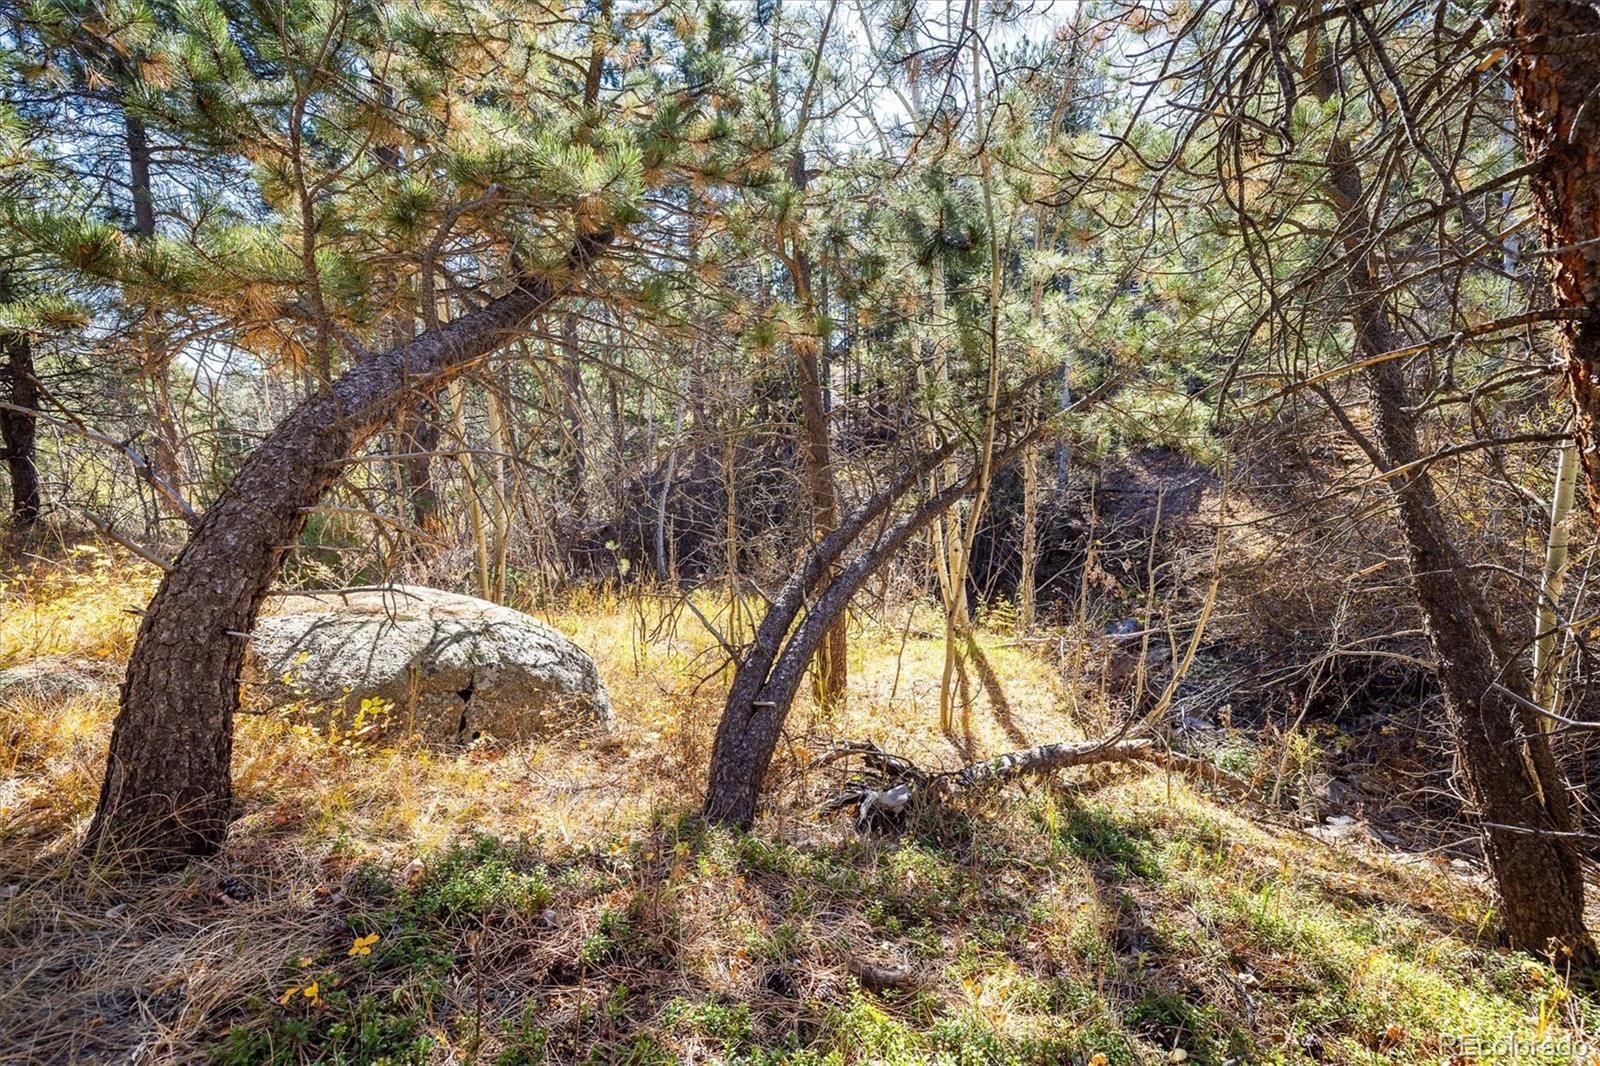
[704,422,1062,826]
[1311,36,1593,957]
[0,327,40,528]
[704,442,966,827]
[702,361,1126,827]
[85,230,611,863]
[1504,0,1600,521]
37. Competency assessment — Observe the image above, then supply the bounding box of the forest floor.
[3,546,1598,1065]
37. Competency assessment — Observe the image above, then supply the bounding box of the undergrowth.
[3,546,1598,1064]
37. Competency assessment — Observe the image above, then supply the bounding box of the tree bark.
[1,328,40,528]
[1533,435,1579,712]
[703,427,1057,827]
[85,229,611,864]
[397,397,444,563]
[1311,29,1593,958]
[1504,0,1600,521]
[124,110,156,240]
[789,150,849,707]
[559,311,588,560]
[771,0,848,707]
[124,106,199,525]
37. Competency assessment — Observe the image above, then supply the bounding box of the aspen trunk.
[1533,435,1579,713]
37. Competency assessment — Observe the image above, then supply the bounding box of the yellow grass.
[1,546,1594,1065]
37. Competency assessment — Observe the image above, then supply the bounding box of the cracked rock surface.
[243,585,614,742]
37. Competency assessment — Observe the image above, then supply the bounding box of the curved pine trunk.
[86,235,609,863]
[703,429,1052,828]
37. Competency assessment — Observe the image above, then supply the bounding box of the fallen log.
[819,736,1251,830]
[949,737,1252,796]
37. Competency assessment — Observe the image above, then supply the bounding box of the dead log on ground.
[820,737,1250,831]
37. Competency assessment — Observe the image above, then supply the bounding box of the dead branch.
[820,735,1251,831]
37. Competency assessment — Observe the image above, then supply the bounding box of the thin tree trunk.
[449,382,492,600]
[938,15,1003,733]
[772,0,848,707]
[86,230,611,863]
[655,397,684,584]
[124,110,156,240]
[484,375,513,601]
[1,328,40,528]
[1533,434,1579,713]
[789,160,848,707]
[397,398,444,564]
[1504,0,1600,521]
[724,427,742,645]
[142,357,191,522]
[123,109,196,525]
[1019,214,1047,629]
[559,311,588,563]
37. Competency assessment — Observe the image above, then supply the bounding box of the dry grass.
[2,546,1597,1064]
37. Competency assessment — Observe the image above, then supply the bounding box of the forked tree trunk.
[704,441,965,827]
[703,426,1058,827]
[1310,31,1593,958]
[1504,0,1600,520]
[1,327,40,528]
[85,231,610,863]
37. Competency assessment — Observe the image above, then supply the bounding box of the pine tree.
[2,0,743,862]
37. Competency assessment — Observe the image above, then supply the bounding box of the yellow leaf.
[278,985,299,1005]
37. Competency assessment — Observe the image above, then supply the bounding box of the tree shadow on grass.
[965,633,1031,748]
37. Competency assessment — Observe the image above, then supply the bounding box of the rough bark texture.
[702,429,1057,827]
[0,328,40,527]
[398,397,444,560]
[124,110,156,239]
[85,230,611,864]
[1505,0,1600,521]
[1315,36,1593,957]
